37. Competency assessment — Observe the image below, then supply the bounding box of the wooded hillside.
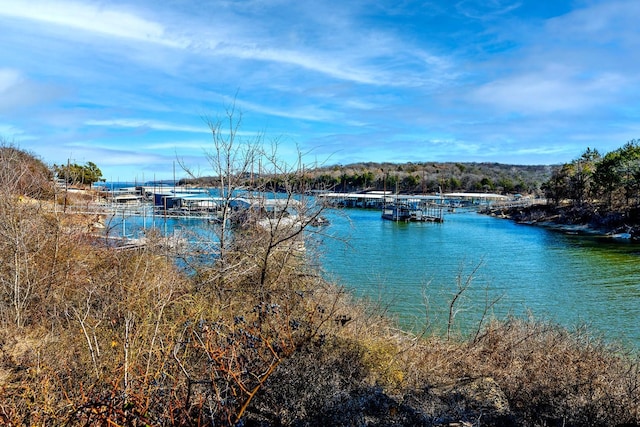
[183,161,554,195]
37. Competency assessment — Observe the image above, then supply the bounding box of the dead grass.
[0,178,637,425]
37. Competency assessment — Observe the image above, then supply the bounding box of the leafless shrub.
[465,318,640,426]
[0,142,638,427]
[0,140,54,201]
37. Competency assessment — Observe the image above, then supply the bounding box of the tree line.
[543,140,640,218]
[184,161,553,195]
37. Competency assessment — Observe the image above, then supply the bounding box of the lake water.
[313,209,640,348]
[111,206,640,349]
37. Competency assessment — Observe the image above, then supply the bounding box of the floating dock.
[316,191,510,209]
[382,202,444,222]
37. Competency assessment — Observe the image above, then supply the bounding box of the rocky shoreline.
[481,203,640,240]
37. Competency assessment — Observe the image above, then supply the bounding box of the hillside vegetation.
[183,161,553,196]
[488,141,640,235]
[1,138,639,426]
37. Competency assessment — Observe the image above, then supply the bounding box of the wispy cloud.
[0,123,28,139]
[143,140,209,151]
[230,97,341,123]
[85,119,210,134]
[1,0,454,90]
[465,0,638,118]
[514,146,568,156]
[471,69,627,114]
[456,0,522,20]
[0,68,22,93]
[0,68,64,113]
[2,0,639,179]
[0,0,187,48]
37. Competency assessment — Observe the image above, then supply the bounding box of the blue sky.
[1,0,639,181]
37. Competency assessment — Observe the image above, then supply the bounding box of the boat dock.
[69,186,527,225]
[382,201,444,222]
[316,191,511,209]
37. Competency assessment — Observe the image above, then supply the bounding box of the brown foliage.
[0,145,638,426]
[0,215,639,426]
[0,142,54,201]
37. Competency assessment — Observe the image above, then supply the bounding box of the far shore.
[482,203,640,241]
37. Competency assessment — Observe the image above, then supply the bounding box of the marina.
[316,190,511,209]
[84,185,301,222]
[77,184,528,224]
[69,183,640,349]
[91,196,640,349]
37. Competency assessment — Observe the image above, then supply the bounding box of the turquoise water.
[111,207,640,348]
[313,209,640,348]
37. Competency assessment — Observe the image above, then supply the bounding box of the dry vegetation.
[184,161,554,196]
[0,141,639,426]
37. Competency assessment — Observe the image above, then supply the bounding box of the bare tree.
[170,102,346,424]
[0,141,59,327]
[178,101,330,295]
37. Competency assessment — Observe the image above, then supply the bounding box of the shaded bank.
[482,203,640,240]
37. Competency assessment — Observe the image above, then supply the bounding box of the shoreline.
[482,203,640,241]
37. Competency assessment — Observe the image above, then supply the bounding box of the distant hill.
[182,161,556,196]
[308,161,555,195]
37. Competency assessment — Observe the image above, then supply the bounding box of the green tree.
[480,177,494,191]
[314,173,340,189]
[593,150,623,210]
[82,161,103,185]
[567,148,600,206]
[547,142,640,211]
[543,165,570,206]
[54,161,103,186]
[385,174,399,192]
[617,140,640,208]
[361,170,375,189]
[402,174,420,191]
[448,176,462,190]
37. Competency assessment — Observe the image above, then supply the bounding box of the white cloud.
[0,68,22,93]
[514,146,567,156]
[460,0,638,118]
[0,68,64,114]
[471,63,628,115]
[455,0,522,20]
[85,119,209,134]
[1,0,452,90]
[230,97,340,123]
[220,45,387,86]
[0,123,27,139]
[0,0,188,48]
[143,140,207,150]
[473,75,586,113]
[545,0,640,44]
